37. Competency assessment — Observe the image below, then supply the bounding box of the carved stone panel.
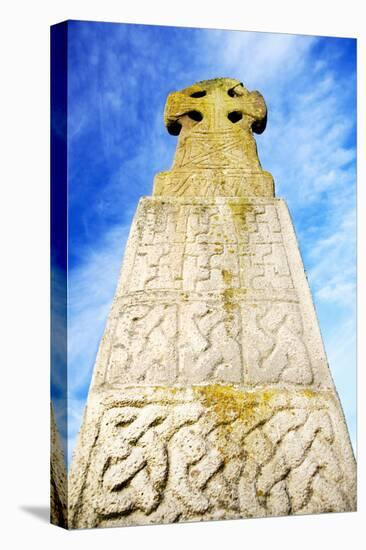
[121,198,295,296]
[69,388,356,529]
[103,298,324,387]
[242,302,313,385]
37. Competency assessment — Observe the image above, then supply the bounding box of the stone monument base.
[69,385,356,529]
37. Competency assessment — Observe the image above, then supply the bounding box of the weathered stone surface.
[153,78,274,197]
[69,388,355,528]
[69,78,356,529]
[88,197,331,389]
[51,404,67,527]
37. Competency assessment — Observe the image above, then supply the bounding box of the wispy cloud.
[308,210,356,304]
[68,223,131,397]
[204,30,317,90]
[322,315,357,455]
[67,398,87,468]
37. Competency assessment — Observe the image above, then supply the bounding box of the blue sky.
[53,20,356,467]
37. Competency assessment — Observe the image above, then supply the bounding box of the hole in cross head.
[187,110,203,122]
[252,112,267,134]
[167,120,182,135]
[228,83,244,97]
[190,90,207,98]
[227,111,243,123]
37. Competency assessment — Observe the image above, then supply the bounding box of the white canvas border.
[0,1,364,549]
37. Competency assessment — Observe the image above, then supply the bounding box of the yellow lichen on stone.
[153,77,274,198]
[227,200,253,232]
[221,269,233,286]
[302,388,317,399]
[193,385,278,426]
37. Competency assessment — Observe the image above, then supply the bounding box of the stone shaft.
[69,78,356,529]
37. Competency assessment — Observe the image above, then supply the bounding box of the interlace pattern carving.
[71,394,353,528]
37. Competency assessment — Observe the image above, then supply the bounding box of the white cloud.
[322,316,357,455]
[67,398,87,468]
[206,31,316,89]
[68,223,130,395]
[52,396,87,469]
[308,210,356,307]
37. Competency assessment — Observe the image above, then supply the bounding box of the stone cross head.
[164,77,267,136]
[163,78,268,172]
[153,77,274,197]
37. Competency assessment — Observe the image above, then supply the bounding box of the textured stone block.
[69,387,355,528]
[69,78,356,528]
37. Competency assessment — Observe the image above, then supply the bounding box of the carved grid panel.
[127,202,294,294]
